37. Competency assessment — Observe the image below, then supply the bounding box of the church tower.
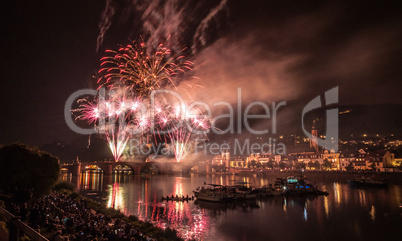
[310,118,319,153]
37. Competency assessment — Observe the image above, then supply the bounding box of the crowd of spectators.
[10,192,154,241]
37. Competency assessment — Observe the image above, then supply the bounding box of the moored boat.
[255,183,285,197]
[193,176,328,202]
[162,195,193,201]
[231,182,258,199]
[193,184,235,202]
[284,175,328,196]
[348,177,388,187]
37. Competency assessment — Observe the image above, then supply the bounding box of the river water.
[62,171,402,241]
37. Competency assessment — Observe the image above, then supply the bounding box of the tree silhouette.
[267,160,276,169]
[322,158,332,170]
[295,162,306,170]
[315,161,321,170]
[345,162,354,171]
[0,143,60,202]
[279,161,287,169]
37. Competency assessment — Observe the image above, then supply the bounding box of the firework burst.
[72,39,206,162]
[74,91,148,161]
[97,40,193,98]
[155,104,210,162]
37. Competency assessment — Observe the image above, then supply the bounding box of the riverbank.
[195,170,402,184]
[241,170,402,184]
[73,191,183,241]
[0,189,183,241]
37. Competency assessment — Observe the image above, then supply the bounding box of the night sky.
[1,0,402,147]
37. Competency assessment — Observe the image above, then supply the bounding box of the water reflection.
[324,195,330,218]
[304,206,308,221]
[61,171,72,182]
[107,183,127,214]
[358,189,367,206]
[370,205,375,221]
[334,182,342,205]
[81,171,103,192]
[60,172,402,241]
[283,198,287,212]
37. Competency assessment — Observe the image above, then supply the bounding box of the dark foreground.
[1,191,181,241]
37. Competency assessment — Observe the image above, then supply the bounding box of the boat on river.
[193,176,328,202]
[162,195,194,202]
[283,176,329,196]
[348,177,388,187]
[257,182,285,197]
[230,182,259,199]
[193,184,235,202]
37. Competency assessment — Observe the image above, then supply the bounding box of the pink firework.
[75,93,151,161]
[74,99,100,124]
[97,40,193,98]
[72,38,200,162]
[157,104,209,162]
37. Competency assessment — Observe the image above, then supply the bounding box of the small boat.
[193,184,235,202]
[229,182,259,199]
[162,195,193,202]
[233,189,258,199]
[85,193,98,196]
[255,185,274,197]
[283,176,328,196]
[348,177,388,187]
[272,178,286,196]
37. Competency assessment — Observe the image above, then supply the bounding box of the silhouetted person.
[20,203,27,222]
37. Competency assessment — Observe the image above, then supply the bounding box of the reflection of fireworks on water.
[107,183,130,216]
[105,175,212,240]
[138,181,210,240]
[136,200,209,240]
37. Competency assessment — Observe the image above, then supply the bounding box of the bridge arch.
[82,164,104,173]
[185,165,200,173]
[113,164,134,174]
[60,163,82,176]
[140,163,161,174]
[61,161,170,175]
[60,167,74,181]
[60,167,71,173]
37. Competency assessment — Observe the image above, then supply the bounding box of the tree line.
[0,143,60,202]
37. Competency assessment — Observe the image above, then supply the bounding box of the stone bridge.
[60,161,199,176]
